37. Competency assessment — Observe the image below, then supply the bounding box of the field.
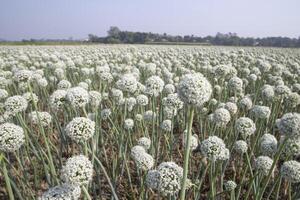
[0,45,300,199]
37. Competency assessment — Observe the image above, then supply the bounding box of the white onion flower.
[136,94,148,106]
[0,89,8,100]
[39,184,81,200]
[235,117,256,138]
[61,155,93,186]
[224,180,237,191]
[57,80,72,90]
[255,156,273,176]
[66,87,89,108]
[259,133,277,156]
[101,108,111,120]
[49,90,67,110]
[250,105,271,119]
[178,73,212,106]
[89,90,102,107]
[124,118,134,130]
[233,140,248,154]
[144,76,165,97]
[5,95,28,115]
[0,123,25,152]
[137,137,151,150]
[22,92,39,105]
[29,111,52,127]
[200,136,228,161]
[277,113,300,138]
[212,108,231,127]
[65,117,95,142]
[160,119,172,132]
[280,160,300,183]
[116,73,137,93]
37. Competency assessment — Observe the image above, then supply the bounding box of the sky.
[1,0,300,41]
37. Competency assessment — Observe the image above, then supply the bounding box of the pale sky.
[1,0,299,40]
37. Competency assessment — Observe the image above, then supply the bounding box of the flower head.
[0,123,25,152]
[65,117,95,142]
[61,155,93,186]
[178,73,212,106]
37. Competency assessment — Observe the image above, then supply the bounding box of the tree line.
[88,26,300,47]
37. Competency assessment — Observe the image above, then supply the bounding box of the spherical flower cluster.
[284,92,300,108]
[200,136,229,161]
[125,97,136,112]
[162,93,183,111]
[238,96,253,111]
[0,89,8,100]
[214,85,222,95]
[37,78,48,88]
[61,155,93,186]
[65,117,95,142]
[18,82,29,92]
[145,170,160,190]
[29,111,52,127]
[225,102,238,116]
[282,137,300,157]
[233,140,248,154]
[144,76,165,97]
[257,60,271,73]
[49,90,67,110]
[66,87,89,108]
[212,108,231,127]
[277,113,300,138]
[132,151,154,171]
[39,184,81,200]
[146,162,183,196]
[4,95,28,115]
[250,105,271,119]
[0,123,25,152]
[57,80,72,90]
[101,108,111,120]
[275,85,291,98]
[182,130,198,151]
[280,160,300,183]
[135,113,143,122]
[259,133,277,156]
[164,84,175,94]
[13,69,32,82]
[224,180,237,191]
[22,92,39,105]
[136,94,149,106]
[209,98,218,106]
[255,156,273,176]
[137,137,151,150]
[89,90,102,107]
[178,73,212,106]
[124,118,134,130]
[111,88,124,104]
[143,110,156,122]
[78,82,89,90]
[261,85,275,101]
[160,119,172,132]
[235,117,256,138]
[228,76,243,94]
[131,145,154,171]
[99,72,113,83]
[116,73,138,93]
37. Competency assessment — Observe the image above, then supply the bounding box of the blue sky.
[1,0,299,40]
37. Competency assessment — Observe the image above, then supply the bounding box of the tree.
[107,26,121,38]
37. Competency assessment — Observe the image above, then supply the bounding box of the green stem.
[179,106,194,200]
[2,157,14,200]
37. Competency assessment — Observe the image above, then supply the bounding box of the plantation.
[0,45,300,199]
